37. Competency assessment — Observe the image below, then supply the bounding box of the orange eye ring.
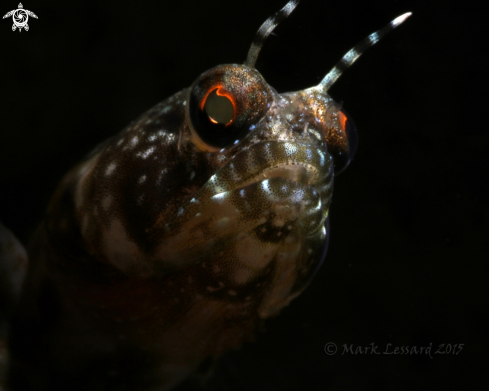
[200,85,237,127]
[329,108,357,175]
[338,110,348,133]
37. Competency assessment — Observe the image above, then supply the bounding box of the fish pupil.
[204,89,234,126]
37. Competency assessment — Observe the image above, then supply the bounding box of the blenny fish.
[0,1,410,390]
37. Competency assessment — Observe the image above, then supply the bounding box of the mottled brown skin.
[0,0,415,388]
[8,62,350,391]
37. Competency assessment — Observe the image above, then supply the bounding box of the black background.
[0,0,488,390]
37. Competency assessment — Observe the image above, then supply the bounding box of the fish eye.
[188,65,273,149]
[332,109,358,175]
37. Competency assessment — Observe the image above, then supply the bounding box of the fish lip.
[237,161,320,190]
[209,139,328,197]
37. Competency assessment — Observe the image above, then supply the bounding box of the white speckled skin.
[0,0,414,387]
[7,66,345,389]
[4,0,376,388]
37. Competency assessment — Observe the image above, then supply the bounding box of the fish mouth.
[237,161,320,189]
[205,140,331,198]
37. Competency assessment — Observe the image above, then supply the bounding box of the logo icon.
[3,3,38,32]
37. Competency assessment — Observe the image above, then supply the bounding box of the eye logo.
[3,3,38,32]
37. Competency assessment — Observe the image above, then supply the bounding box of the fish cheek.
[173,178,325,318]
